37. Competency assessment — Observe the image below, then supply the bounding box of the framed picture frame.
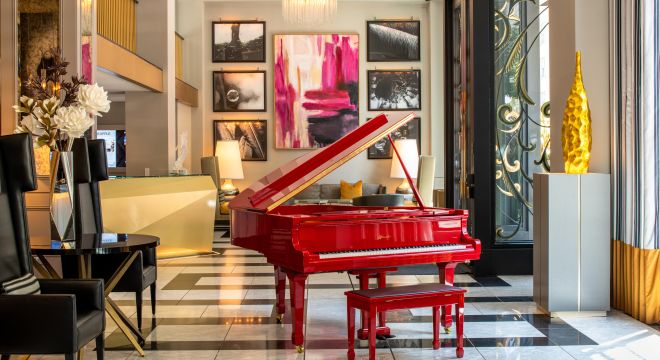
[212,70,267,112]
[274,33,360,149]
[367,117,421,159]
[367,69,421,111]
[212,21,266,63]
[213,120,268,161]
[367,20,420,62]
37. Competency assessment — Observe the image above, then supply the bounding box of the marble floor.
[31,231,660,359]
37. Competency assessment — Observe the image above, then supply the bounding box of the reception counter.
[100,175,217,259]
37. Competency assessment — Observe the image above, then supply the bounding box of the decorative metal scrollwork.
[494,0,550,240]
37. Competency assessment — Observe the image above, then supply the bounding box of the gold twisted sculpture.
[561,51,592,174]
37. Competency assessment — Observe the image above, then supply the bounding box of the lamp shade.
[390,139,419,179]
[215,140,244,180]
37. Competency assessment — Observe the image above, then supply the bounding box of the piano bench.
[345,283,466,360]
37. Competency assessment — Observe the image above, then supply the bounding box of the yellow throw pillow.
[340,180,363,199]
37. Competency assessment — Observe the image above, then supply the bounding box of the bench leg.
[437,262,457,332]
[432,306,440,350]
[455,297,465,358]
[357,271,392,340]
[376,272,389,332]
[347,303,355,360]
[274,266,286,323]
[368,308,377,360]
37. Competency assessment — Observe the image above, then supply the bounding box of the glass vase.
[49,150,76,241]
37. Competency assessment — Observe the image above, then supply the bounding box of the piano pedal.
[444,327,452,334]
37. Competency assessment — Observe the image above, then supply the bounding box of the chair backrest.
[73,138,109,235]
[416,155,436,206]
[201,156,221,189]
[0,134,37,283]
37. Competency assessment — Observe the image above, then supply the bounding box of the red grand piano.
[229,113,481,352]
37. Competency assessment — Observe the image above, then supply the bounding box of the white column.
[429,0,445,189]
[125,0,177,176]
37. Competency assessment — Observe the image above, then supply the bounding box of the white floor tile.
[215,350,303,360]
[393,347,484,360]
[560,310,659,345]
[232,266,275,273]
[202,304,274,318]
[181,289,247,300]
[195,276,255,286]
[472,302,543,315]
[180,266,236,274]
[477,346,574,360]
[244,288,289,299]
[305,348,394,360]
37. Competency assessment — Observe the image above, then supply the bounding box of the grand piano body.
[229,113,481,351]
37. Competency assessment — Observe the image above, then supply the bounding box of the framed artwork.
[274,33,359,149]
[212,70,266,112]
[367,117,421,159]
[213,120,267,161]
[367,69,421,111]
[212,21,266,62]
[367,20,421,61]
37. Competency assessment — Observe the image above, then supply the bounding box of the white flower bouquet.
[13,48,110,152]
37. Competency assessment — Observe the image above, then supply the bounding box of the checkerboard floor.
[31,231,660,359]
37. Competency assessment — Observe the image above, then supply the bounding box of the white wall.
[549,0,610,174]
[183,0,434,192]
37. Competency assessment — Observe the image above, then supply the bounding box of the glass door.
[493,0,550,244]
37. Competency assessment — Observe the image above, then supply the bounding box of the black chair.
[0,133,105,360]
[63,138,157,330]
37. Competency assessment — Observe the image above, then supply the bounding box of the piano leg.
[286,271,308,353]
[437,262,457,333]
[274,266,287,323]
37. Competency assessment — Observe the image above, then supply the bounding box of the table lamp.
[390,139,419,194]
[215,140,244,195]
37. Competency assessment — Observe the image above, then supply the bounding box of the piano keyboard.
[318,244,469,259]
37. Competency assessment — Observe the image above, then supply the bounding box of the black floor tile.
[539,327,598,346]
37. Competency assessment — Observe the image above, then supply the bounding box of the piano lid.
[229,113,417,212]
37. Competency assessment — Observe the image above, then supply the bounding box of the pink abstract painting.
[274,34,359,149]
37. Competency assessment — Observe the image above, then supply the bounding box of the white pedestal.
[533,173,610,316]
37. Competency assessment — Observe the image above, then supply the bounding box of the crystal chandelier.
[282,0,337,25]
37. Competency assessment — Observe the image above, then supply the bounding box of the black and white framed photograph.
[367,69,421,111]
[367,117,421,159]
[212,70,266,112]
[213,120,267,161]
[367,20,420,61]
[212,21,266,62]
